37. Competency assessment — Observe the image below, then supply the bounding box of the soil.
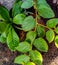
[0,0,58,65]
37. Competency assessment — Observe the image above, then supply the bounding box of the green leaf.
[13,14,26,24]
[0,32,6,43]
[37,0,54,18]
[55,36,58,48]
[14,55,30,64]
[46,30,55,43]
[46,18,58,28]
[37,0,48,6]
[16,41,31,53]
[12,1,23,17]
[55,27,58,34]
[0,15,5,21]
[37,4,54,18]
[25,62,35,65]
[22,16,36,31]
[0,24,10,43]
[36,26,45,37]
[26,31,36,43]
[0,22,7,34]
[0,6,10,21]
[21,0,33,9]
[29,50,43,65]
[7,27,20,51]
[33,38,48,52]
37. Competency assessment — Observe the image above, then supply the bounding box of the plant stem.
[35,9,38,30]
[37,23,51,30]
[14,26,23,30]
[37,23,55,32]
[33,0,55,32]
[33,0,38,31]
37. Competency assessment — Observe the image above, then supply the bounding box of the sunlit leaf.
[36,26,45,37]
[22,16,36,31]
[46,30,55,43]
[33,38,48,52]
[55,27,58,34]
[14,55,30,64]
[7,27,20,51]
[46,18,58,28]
[37,0,54,18]
[30,50,43,65]
[21,0,33,9]
[55,36,58,48]
[16,41,31,52]
[26,31,36,43]
[25,62,35,65]
[13,14,26,24]
[12,1,23,17]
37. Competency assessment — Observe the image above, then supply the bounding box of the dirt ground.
[0,0,58,65]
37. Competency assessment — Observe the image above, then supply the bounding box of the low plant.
[0,0,58,65]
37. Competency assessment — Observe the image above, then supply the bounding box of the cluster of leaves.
[0,0,58,65]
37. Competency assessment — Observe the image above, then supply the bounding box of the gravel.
[0,0,14,10]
